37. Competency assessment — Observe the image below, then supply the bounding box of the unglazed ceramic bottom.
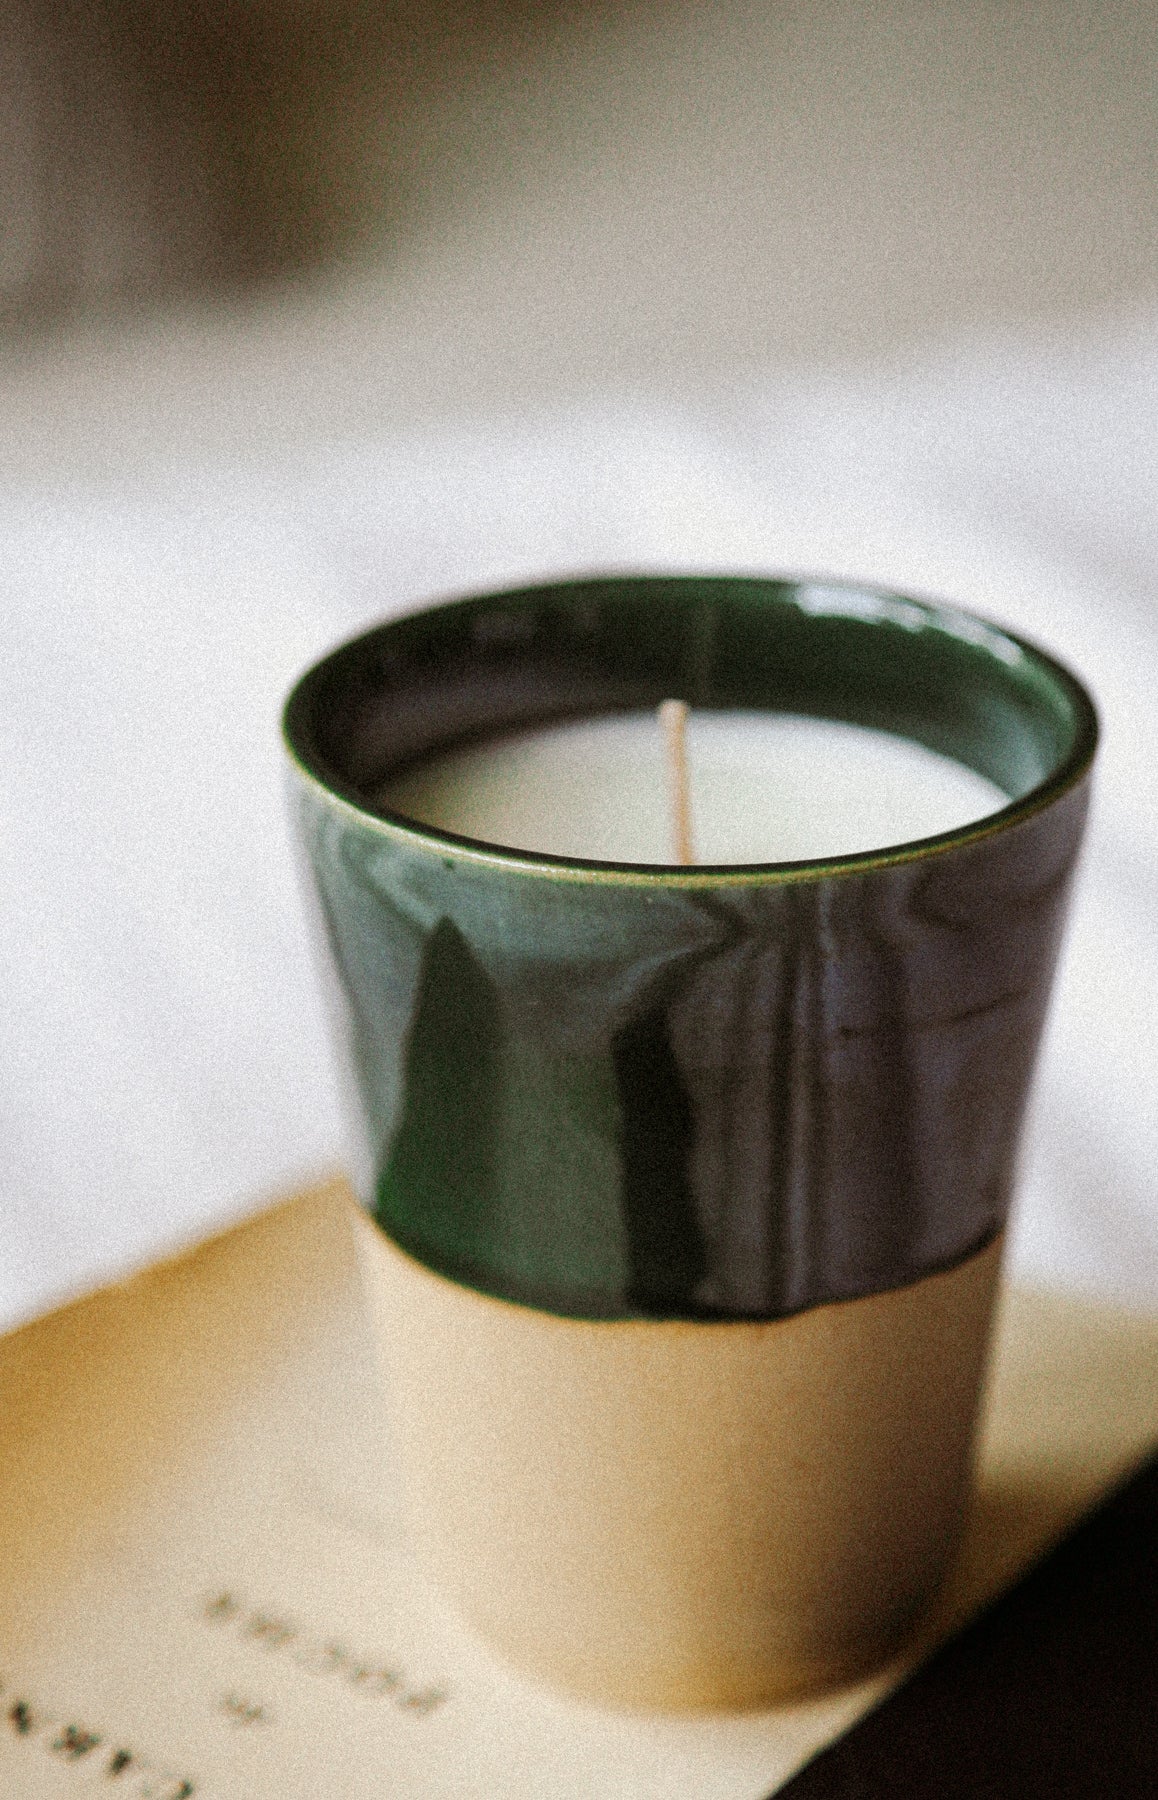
[352,1215,1003,1712]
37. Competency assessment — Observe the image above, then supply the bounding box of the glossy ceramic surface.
[284,575,1096,1321]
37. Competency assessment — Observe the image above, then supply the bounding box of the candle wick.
[658,699,696,866]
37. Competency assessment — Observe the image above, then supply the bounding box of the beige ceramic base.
[353,1217,1004,1712]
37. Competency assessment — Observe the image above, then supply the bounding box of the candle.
[285,573,1096,1710]
[379,709,1008,864]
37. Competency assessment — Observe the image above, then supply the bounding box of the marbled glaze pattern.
[285,576,1095,1321]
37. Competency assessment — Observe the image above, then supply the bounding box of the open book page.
[2,1179,1156,1800]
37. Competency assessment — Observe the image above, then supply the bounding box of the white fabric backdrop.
[2,310,1156,1330]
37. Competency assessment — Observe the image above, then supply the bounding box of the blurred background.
[3,1,1158,444]
[2,1,1156,1324]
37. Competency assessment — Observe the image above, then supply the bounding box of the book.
[2,1178,1156,1799]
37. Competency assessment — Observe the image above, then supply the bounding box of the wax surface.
[380,712,1009,864]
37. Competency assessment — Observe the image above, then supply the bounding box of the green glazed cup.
[283,573,1096,1709]
[284,574,1094,1324]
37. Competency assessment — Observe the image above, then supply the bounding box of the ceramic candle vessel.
[283,574,1096,1711]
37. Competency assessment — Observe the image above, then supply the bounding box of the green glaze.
[285,575,1096,1321]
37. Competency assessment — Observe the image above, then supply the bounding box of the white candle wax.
[380,711,1008,865]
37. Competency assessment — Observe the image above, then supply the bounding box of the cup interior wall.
[284,577,1096,854]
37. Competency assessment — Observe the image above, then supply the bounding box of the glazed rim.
[282,573,1098,885]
